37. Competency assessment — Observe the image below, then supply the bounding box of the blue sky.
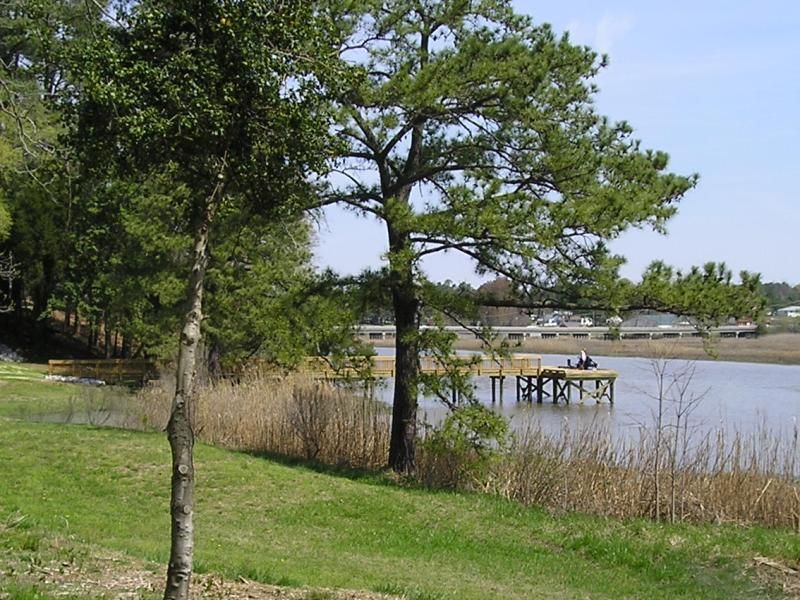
[314,1,799,285]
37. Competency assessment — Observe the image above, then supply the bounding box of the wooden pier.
[514,367,617,404]
[303,355,617,405]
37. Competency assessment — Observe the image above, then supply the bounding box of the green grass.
[0,362,133,421]
[1,420,797,599]
[0,362,76,415]
[0,364,797,599]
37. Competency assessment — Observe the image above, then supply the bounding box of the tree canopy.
[325,0,763,472]
[66,1,345,597]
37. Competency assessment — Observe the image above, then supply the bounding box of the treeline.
[0,2,363,368]
[761,282,800,310]
[1,1,770,382]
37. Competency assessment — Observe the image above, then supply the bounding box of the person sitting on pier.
[576,348,597,370]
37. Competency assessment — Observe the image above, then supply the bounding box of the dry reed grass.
[130,374,390,470]
[126,373,799,529]
[419,417,800,530]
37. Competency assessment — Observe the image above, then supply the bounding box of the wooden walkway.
[302,355,543,378]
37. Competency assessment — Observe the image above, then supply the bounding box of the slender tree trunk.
[104,312,112,358]
[88,318,97,352]
[387,220,420,473]
[121,333,131,358]
[163,202,214,600]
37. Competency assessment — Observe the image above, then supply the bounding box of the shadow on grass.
[243,448,396,487]
[241,447,479,504]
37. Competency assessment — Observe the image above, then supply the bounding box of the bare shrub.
[289,382,333,459]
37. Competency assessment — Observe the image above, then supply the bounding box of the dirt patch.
[752,555,800,598]
[1,539,397,600]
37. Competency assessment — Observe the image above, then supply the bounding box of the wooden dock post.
[534,367,617,406]
[515,375,542,403]
[490,375,506,403]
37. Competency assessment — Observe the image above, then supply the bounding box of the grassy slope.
[1,364,798,599]
[3,423,799,599]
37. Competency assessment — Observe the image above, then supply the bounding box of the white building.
[776,305,800,318]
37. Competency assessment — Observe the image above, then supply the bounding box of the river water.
[373,349,800,444]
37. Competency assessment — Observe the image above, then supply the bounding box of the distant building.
[776,305,800,318]
[622,311,683,328]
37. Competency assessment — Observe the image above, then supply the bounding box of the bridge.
[356,323,758,343]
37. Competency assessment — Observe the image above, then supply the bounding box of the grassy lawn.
[1,363,798,599]
[0,362,134,423]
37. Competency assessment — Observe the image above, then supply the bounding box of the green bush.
[420,404,510,489]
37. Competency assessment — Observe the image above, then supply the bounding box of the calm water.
[373,349,800,443]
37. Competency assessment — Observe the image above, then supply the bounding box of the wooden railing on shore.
[48,359,158,383]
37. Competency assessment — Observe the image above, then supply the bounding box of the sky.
[313,1,800,285]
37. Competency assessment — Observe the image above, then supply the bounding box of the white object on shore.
[0,343,24,362]
[45,374,106,386]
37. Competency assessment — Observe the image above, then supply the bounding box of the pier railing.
[301,354,543,379]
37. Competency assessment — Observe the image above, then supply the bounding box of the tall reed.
[130,373,390,470]
[441,417,800,530]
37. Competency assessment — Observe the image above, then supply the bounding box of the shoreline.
[371,332,800,366]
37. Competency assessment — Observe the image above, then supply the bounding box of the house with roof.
[775,305,800,318]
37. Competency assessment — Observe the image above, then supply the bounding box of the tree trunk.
[163,203,213,600]
[88,318,97,351]
[121,333,131,358]
[387,222,420,473]
[104,313,112,358]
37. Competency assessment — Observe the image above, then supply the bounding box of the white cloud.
[563,14,635,55]
[594,14,635,55]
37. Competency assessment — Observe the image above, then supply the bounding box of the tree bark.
[387,220,420,473]
[163,202,213,600]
